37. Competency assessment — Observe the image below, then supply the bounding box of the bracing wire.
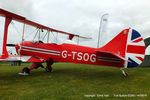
[24,28,38,39]
[11,21,22,37]
[51,31,58,43]
[33,28,40,41]
[42,30,50,41]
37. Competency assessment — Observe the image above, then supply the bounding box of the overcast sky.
[0,0,150,54]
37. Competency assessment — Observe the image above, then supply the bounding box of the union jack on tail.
[125,29,145,68]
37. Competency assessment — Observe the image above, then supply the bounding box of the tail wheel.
[120,68,128,77]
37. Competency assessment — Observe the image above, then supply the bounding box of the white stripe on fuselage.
[21,48,60,56]
[22,46,60,53]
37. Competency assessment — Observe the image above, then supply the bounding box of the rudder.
[124,29,145,68]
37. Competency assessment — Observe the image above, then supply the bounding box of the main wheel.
[18,67,30,75]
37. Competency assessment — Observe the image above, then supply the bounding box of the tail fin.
[97,28,146,68]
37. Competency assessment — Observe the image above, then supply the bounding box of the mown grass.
[0,62,150,100]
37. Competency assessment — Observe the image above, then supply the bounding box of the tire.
[22,67,30,74]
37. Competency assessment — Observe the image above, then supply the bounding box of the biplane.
[0,9,146,76]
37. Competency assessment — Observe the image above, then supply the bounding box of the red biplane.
[0,9,146,76]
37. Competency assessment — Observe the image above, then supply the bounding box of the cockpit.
[31,40,44,44]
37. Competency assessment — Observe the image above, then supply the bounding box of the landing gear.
[35,64,44,69]
[18,58,54,75]
[18,67,30,75]
[120,68,128,77]
[45,58,54,72]
[19,62,43,75]
[45,67,52,72]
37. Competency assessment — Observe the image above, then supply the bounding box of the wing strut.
[22,21,26,42]
[1,17,12,58]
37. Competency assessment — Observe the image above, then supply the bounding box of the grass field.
[0,62,150,100]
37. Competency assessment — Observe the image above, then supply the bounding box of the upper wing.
[0,9,91,39]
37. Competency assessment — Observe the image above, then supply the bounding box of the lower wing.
[0,55,44,62]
